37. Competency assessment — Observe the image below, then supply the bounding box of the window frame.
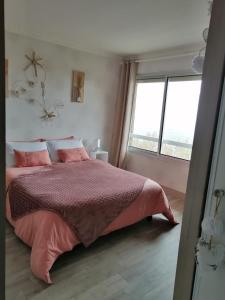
[128,74,202,161]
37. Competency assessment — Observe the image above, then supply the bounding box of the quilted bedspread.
[8,160,146,246]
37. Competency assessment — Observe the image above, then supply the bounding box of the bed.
[6,159,176,284]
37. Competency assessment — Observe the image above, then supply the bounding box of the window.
[130,79,165,152]
[129,75,202,160]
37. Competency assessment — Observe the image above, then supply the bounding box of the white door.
[192,78,225,299]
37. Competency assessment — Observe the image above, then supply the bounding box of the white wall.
[126,150,190,193]
[5,32,120,158]
[126,55,197,193]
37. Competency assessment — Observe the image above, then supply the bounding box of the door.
[192,77,225,299]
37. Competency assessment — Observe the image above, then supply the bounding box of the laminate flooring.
[6,187,185,300]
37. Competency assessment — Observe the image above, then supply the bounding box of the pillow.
[6,141,48,167]
[47,139,83,161]
[58,148,90,163]
[14,149,51,168]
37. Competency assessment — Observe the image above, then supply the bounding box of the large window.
[129,76,202,160]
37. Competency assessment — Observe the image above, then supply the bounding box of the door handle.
[213,189,225,198]
[213,189,225,217]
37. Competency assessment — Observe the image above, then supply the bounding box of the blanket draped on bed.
[8,160,146,246]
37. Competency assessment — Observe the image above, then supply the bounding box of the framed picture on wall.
[5,59,8,97]
[71,70,85,103]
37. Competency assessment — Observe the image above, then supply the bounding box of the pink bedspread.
[6,163,176,284]
[9,161,147,246]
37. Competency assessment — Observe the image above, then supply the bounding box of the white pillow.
[46,139,83,161]
[6,141,48,167]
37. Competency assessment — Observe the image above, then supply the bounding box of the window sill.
[127,146,190,165]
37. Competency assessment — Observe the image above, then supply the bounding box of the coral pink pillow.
[58,147,90,163]
[14,150,51,168]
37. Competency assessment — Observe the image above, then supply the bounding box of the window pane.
[129,80,165,152]
[161,78,201,160]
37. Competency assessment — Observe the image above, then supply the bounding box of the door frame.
[173,0,225,299]
[0,0,5,298]
[192,75,225,300]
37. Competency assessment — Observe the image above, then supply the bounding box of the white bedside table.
[90,150,109,162]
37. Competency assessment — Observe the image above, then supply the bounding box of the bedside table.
[90,150,109,162]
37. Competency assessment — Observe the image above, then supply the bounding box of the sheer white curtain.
[111,61,138,168]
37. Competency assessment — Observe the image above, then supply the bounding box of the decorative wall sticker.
[11,51,64,121]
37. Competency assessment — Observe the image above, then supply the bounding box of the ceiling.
[5,0,210,58]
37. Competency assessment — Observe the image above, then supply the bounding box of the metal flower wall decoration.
[192,1,213,73]
[24,51,44,77]
[11,50,63,121]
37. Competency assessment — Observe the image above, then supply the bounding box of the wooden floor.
[6,188,184,300]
